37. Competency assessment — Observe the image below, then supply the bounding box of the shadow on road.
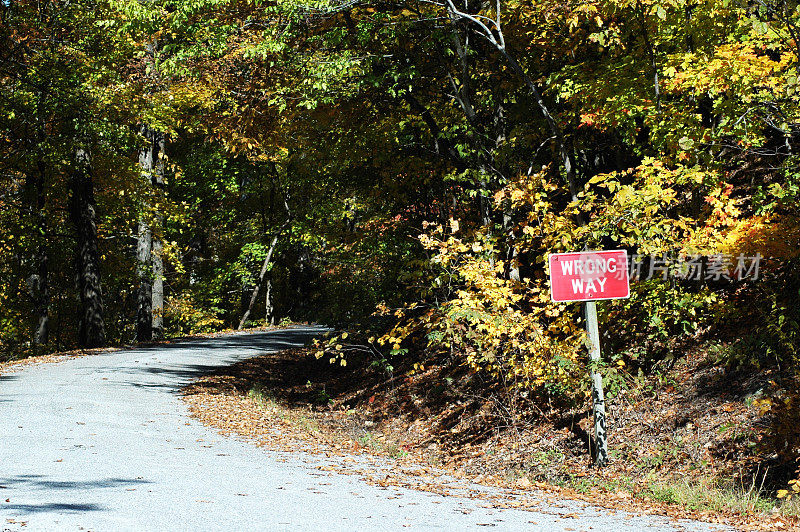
[0,474,151,491]
[102,327,328,392]
[130,327,326,353]
[3,502,106,514]
[0,475,151,516]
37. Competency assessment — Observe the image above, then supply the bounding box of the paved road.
[1,327,734,531]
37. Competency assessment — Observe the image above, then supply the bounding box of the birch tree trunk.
[69,147,105,348]
[264,278,274,325]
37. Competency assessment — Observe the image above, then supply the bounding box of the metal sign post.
[585,300,608,466]
[548,250,629,467]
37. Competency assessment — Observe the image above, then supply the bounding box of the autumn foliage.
[5,0,800,500]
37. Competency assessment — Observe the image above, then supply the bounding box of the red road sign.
[548,250,630,302]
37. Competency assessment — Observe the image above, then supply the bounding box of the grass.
[549,467,800,518]
[248,383,320,433]
[248,383,278,411]
[355,431,409,458]
[521,450,800,520]
[642,475,775,515]
[553,472,638,497]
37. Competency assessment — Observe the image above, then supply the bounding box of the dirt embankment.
[180,342,800,531]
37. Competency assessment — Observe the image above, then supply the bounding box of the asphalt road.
[0,327,735,531]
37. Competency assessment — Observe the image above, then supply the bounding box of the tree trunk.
[25,162,49,348]
[135,220,152,341]
[69,148,105,348]
[136,125,165,341]
[151,238,164,339]
[30,250,49,346]
[238,232,281,330]
[264,278,274,325]
[503,208,520,282]
[239,189,291,330]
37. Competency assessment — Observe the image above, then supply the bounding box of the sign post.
[584,300,607,466]
[548,250,630,466]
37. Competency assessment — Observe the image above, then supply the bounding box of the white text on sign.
[549,250,630,302]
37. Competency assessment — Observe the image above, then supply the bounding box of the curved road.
[1,327,734,531]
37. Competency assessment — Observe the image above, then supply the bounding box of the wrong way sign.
[548,250,630,302]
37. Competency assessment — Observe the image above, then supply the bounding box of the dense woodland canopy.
[4,0,800,471]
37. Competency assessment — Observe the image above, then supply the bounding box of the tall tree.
[69,147,105,348]
[136,125,166,341]
[24,162,49,348]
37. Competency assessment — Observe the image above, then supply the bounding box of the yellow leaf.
[588,173,608,185]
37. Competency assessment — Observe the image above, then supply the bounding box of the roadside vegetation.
[5,0,800,525]
[182,341,798,529]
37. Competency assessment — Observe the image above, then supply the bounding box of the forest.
[4,0,800,518]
